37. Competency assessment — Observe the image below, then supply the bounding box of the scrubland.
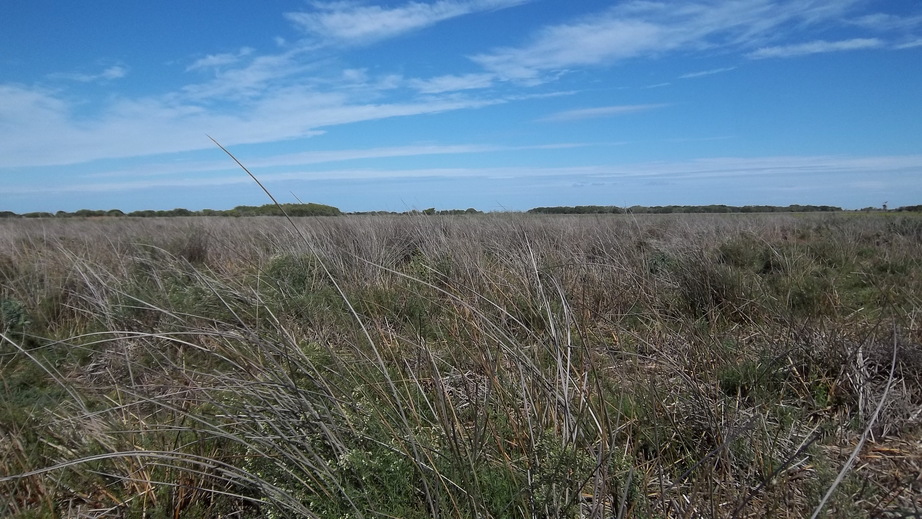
[1,212,920,518]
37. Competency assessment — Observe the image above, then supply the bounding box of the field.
[1,212,920,518]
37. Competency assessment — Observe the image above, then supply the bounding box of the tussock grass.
[0,211,921,517]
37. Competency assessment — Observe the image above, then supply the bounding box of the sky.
[2,0,921,213]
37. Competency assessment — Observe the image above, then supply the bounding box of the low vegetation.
[1,212,920,517]
[6,203,922,220]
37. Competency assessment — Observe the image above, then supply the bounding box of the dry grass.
[0,212,921,518]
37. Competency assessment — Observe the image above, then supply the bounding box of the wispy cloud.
[896,39,922,49]
[471,16,667,82]
[0,78,516,168]
[179,49,313,101]
[540,104,667,122]
[410,73,495,94]
[257,144,503,167]
[250,142,591,168]
[470,1,864,82]
[186,47,255,71]
[285,0,529,45]
[48,65,127,82]
[748,38,883,58]
[679,67,736,79]
[81,142,594,181]
[8,154,921,196]
[849,13,922,31]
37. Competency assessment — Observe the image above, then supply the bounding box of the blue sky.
[2,0,921,213]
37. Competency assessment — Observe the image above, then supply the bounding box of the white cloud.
[540,104,667,122]
[471,18,667,81]
[285,0,528,45]
[410,73,495,93]
[850,13,922,31]
[245,86,503,130]
[679,67,736,79]
[747,38,883,58]
[896,39,922,49]
[258,144,501,167]
[341,68,368,83]
[0,84,82,162]
[101,66,127,80]
[48,64,128,82]
[186,47,255,71]
[179,50,312,101]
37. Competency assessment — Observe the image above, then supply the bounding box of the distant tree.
[74,209,105,217]
[0,211,19,218]
[281,203,342,216]
[528,205,622,214]
[221,203,340,217]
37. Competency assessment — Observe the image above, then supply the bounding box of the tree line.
[0,204,489,218]
[527,204,847,214]
[0,203,343,219]
[3,203,920,219]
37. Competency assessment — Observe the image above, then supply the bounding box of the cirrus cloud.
[186,47,255,71]
[470,0,865,82]
[48,65,128,82]
[747,37,883,58]
[285,0,529,45]
[539,104,668,122]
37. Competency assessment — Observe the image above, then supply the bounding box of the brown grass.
[0,212,920,517]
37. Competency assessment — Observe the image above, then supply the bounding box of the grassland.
[1,212,920,518]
